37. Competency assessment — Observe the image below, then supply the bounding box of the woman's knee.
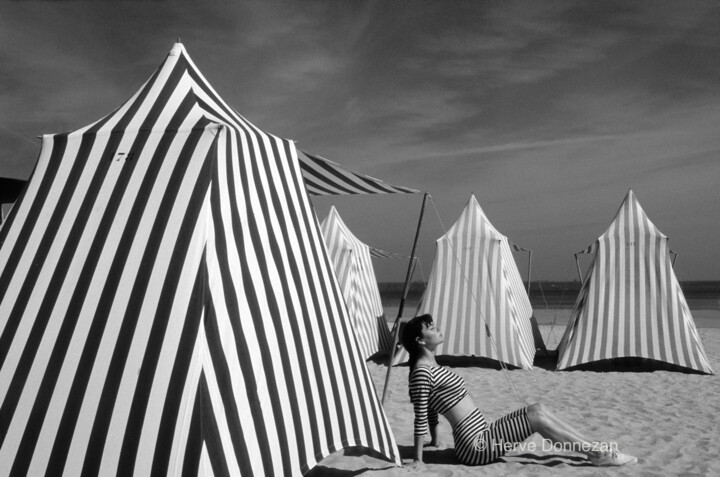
[526,403,549,431]
[527,402,546,417]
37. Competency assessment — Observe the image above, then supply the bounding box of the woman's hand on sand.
[426,439,441,448]
[405,459,424,470]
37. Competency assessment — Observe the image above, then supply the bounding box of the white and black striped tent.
[395,195,537,369]
[300,151,419,196]
[321,206,393,360]
[0,42,400,476]
[556,190,713,374]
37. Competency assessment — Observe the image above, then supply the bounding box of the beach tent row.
[557,190,713,374]
[389,191,711,376]
[0,41,712,477]
[394,194,539,369]
[0,42,401,476]
[321,207,393,360]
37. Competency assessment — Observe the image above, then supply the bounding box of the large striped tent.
[0,42,400,476]
[397,195,537,369]
[556,190,713,374]
[321,206,392,360]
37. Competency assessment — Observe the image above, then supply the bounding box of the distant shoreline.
[379,280,720,329]
[379,280,720,311]
[381,303,720,330]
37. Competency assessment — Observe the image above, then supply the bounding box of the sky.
[1,1,719,282]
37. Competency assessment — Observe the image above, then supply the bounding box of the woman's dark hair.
[400,314,433,373]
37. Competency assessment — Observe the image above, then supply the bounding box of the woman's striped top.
[409,364,468,436]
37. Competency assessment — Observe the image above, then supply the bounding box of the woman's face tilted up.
[418,321,444,351]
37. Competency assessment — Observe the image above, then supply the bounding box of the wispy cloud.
[1,1,719,279]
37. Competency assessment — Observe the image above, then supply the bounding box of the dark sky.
[1,1,719,281]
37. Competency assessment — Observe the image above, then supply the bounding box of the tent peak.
[464,194,487,220]
[169,41,185,57]
[619,188,642,212]
[327,205,342,220]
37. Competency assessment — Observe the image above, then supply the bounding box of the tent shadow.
[560,357,709,374]
[532,348,559,370]
[501,453,592,467]
[433,355,522,369]
[398,445,594,468]
[305,466,379,477]
[366,352,394,365]
[397,444,459,464]
[305,447,401,476]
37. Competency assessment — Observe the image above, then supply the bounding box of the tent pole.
[575,253,583,284]
[396,192,429,319]
[382,191,428,405]
[526,250,532,294]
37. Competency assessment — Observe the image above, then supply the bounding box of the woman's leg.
[454,407,534,465]
[525,403,636,465]
[526,403,600,449]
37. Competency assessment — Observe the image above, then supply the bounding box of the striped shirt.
[409,364,468,437]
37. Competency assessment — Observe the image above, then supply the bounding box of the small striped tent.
[556,190,713,374]
[398,195,537,369]
[0,42,400,476]
[321,206,392,360]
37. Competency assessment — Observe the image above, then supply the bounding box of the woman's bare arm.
[413,435,424,463]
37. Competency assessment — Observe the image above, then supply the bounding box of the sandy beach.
[309,308,720,476]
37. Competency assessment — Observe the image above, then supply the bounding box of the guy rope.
[382,193,528,406]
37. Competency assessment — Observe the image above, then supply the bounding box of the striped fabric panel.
[299,150,420,195]
[0,42,400,476]
[499,237,535,366]
[369,247,408,260]
[556,190,713,374]
[396,195,535,369]
[321,207,391,360]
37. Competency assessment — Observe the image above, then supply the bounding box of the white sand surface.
[309,312,720,476]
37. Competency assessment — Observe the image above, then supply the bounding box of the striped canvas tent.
[397,195,537,369]
[299,151,419,196]
[0,42,400,476]
[321,206,392,360]
[556,190,713,374]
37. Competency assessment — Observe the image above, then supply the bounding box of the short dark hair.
[400,314,433,372]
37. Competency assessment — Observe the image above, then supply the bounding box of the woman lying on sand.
[401,314,638,468]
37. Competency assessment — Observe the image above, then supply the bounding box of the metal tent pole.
[527,250,532,294]
[575,253,584,284]
[381,192,428,405]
